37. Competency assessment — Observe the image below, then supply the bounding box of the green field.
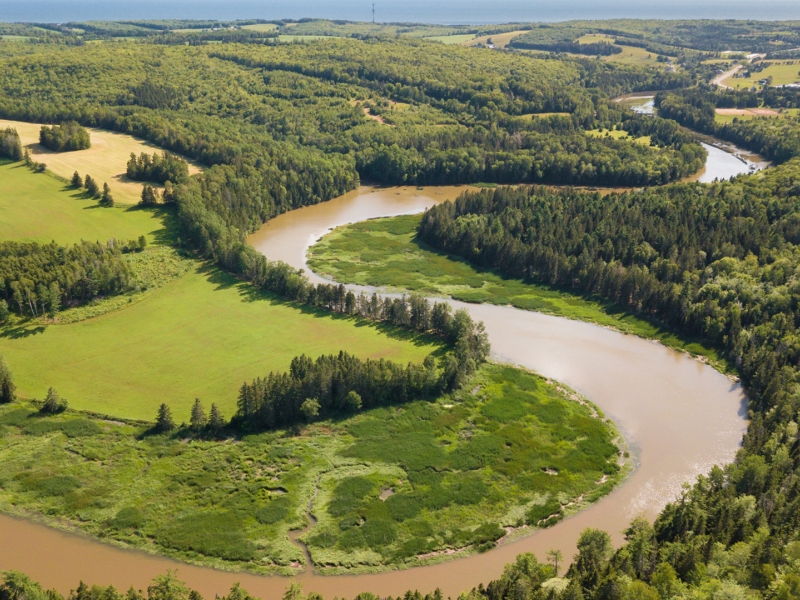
[308,214,728,370]
[731,60,800,88]
[0,161,168,245]
[0,265,440,420]
[0,363,625,574]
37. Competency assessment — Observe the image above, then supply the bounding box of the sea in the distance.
[1,0,800,24]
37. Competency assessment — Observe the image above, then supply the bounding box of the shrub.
[110,507,146,529]
[255,497,290,525]
[328,476,375,516]
[39,387,67,414]
[527,497,562,525]
[385,493,422,522]
[156,510,256,561]
[361,518,397,548]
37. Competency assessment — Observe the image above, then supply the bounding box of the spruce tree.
[190,398,207,432]
[84,175,99,198]
[101,183,114,207]
[0,356,16,404]
[208,403,224,433]
[71,171,82,187]
[141,185,158,206]
[155,403,175,432]
[40,387,66,414]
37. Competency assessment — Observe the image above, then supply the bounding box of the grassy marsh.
[308,214,729,371]
[0,363,625,574]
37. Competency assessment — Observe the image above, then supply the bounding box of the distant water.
[1,0,800,24]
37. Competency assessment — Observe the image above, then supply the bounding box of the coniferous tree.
[155,403,175,432]
[0,356,16,404]
[71,171,82,187]
[101,183,114,207]
[0,299,8,323]
[40,387,67,414]
[208,403,224,433]
[84,175,99,197]
[190,398,207,432]
[141,185,158,206]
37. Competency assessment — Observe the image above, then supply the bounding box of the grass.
[308,214,730,371]
[576,34,674,69]
[730,60,800,89]
[586,128,652,145]
[466,30,528,48]
[0,160,168,245]
[0,119,202,205]
[0,362,626,574]
[241,24,279,32]
[423,34,475,45]
[0,263,441,421]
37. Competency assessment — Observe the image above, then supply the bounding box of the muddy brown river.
[2,169,754,597]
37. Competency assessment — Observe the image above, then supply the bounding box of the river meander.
[0,144,760,598]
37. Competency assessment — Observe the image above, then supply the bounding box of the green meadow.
[0,265,440,421]
[0,363,624,574]
[0,160,167,245]
[308,214,728,370]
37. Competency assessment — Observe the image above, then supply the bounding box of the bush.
[527,497,562,525]
[328,476,375,516]
[39,121,90,152]
[110,506,146,529]
[255,497,290,525]
[156,510,256,561]
[385,493,422,521]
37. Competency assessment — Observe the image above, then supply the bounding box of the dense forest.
[0,240,143,317]
[415,149,800,596]
[38,121,91,152]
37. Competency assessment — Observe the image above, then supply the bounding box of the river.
[0,151,759,597]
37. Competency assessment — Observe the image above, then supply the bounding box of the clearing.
[0,160,167,245]
[0,265,440,420]
[0,119,203,205]
[466,30,528,48]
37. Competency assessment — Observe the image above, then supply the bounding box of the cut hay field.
[466,30,528,48]
[423,33,476,45]
[308,214,728,371]
[0,119,203,205]
[0,362,625,574]
[0,160,168,244]
[0,265,441,421]
[241,23,279,31]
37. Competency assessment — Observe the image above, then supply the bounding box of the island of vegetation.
[2,13,800,600]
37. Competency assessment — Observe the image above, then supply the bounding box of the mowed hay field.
[0,160,167,244]
[0,119,202,205]
[0,266,441,421]
[466,30,528,48]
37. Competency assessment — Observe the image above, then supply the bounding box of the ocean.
[1,0,800,24]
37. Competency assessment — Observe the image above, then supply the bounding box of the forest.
[5,13,800,600]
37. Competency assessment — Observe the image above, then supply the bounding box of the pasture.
[0,160,167,244]
[0,265,441,420]
[729,60,800,89]
[0,119,202,205]
[465,30,528,48]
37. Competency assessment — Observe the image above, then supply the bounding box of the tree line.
[127,151,189,184]
[0,239,144,318]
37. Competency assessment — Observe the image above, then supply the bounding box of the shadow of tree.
[0,324,47,339]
